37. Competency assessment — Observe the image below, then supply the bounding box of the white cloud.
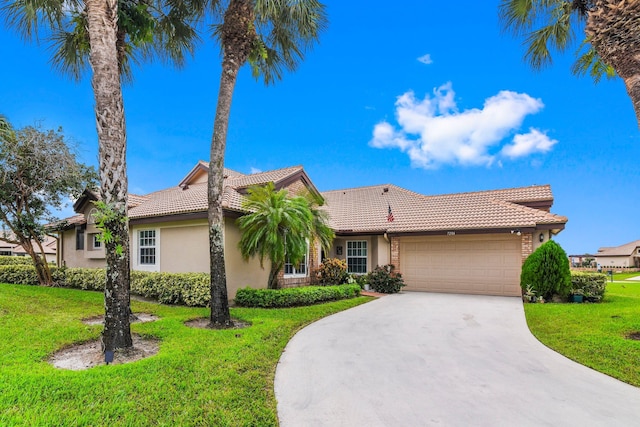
[417,54,433,65]
[501,128,557,158]
[250,167,262,174]
[369,83,554,168]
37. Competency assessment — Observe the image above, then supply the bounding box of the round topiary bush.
[520,240,571,300]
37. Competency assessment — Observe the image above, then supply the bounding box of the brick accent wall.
[521,233,533,264]
[390,236,401,272]
[284,179,307,197]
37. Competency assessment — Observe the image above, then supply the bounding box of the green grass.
[0,283,370,426]
[524,278,640,387]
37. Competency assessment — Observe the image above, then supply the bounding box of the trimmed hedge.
[0,256,33,266]
[235,284,361,308]
[571,271,607,302]
[0,265,211,307]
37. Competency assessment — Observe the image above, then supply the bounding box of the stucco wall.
[59,229,106,269]
[329,235,386,274]
[597,256,631,267]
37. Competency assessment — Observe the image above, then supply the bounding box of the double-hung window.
[138,230,156,265]
[347,241,367,274]
[284,244,309,278]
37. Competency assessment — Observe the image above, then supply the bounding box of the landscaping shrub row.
[235,284,361,308]
[0,256,34,266]
[0,265,211,307]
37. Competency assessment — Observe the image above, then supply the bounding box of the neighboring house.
[568,254,596,268]
[595,240,640,268]
[55,161,567,298]
[0,231,57,263]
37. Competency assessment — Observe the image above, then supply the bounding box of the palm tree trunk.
[208,53,239,328]
[86,0,132,351]
[587,0,640,128]
[268,262,282,289]
[208,0,255,327]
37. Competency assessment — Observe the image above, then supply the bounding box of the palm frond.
[572,39,616,83]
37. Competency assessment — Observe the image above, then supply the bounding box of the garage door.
[399,234,522,296]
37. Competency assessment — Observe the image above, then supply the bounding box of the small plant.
[315,258,348,286]
[367,264,405,294]
[571,271,607,303]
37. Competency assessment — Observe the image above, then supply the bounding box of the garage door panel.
[400,234,521,297]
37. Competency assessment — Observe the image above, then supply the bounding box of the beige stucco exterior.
[597,256,636,268]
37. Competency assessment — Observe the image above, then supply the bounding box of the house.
[0,231,57,263]
[568,254,596,268]
[55,161,567,298]
[595,240,640,268]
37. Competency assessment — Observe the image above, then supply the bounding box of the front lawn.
[0,283,369,426]
[524,279,640,387]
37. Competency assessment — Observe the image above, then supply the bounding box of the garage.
[399,234,522,296]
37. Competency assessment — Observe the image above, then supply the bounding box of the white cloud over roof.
[370,82,557,168]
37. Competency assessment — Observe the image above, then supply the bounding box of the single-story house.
[55,161,567,298]
[595,240,640,268]
[0,231,57,263]
[568,254,596,268]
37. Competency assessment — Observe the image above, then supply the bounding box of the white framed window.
[92,234,102,249]
[138,230,157,265]
[347,240,367,274]
[284,244,309,278]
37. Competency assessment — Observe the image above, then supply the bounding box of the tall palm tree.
[237,183,334,289]
[206,0,327,326]
[2,0,201,351]
[499,0,640,127]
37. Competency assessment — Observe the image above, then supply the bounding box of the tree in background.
[237,183,334,290]
[499,0,640,127]
[206,0,327,327]
[0,118,96,285]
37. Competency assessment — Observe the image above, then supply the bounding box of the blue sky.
[2,1,639,255]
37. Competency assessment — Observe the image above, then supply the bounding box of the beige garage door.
[399,234,522,296]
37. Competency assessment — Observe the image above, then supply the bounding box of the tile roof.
[129,165,306,219]
[0,231,57,254]
[56,162,567,234]
[321,184,566,234]
[596,240,640,257]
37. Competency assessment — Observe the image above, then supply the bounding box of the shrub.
[571,271,607,302]
[521,240,571,300]
[354,274,368,289]
[63,268,106,291]
[0,264,41,285]
[235,284,361,308]
[367,264,405,294]
[315,258,348,286]
[0,265,211,307]
[0,256,33,266]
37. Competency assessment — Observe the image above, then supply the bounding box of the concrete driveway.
[275,292,640,426]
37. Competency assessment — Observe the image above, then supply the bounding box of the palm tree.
[237,183,334,289]
[2,0,200,351]
[206,0,327,326]
[499,0,640,127]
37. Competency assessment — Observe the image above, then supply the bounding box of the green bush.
[521,240,571,300]
[367,264,405,294]
[0,265,211,307]
[315,258,348,286]
[235,284,361,308]
[571,271,607,302]
[0,264,41,285]
[0,256,33,266]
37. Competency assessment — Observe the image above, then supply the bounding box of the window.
[0,251,11,256]
[75,226,85,250]
[284,245,309,277]
[138,230,156,265]
[347,241,367,274]
[92,234,102,249]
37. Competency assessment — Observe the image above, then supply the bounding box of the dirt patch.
[626,331,640,341]
[49,335,159,370]
[82,313,159,326]
[184,317,250,330]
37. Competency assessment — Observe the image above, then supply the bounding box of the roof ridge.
[322,183,397,193]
